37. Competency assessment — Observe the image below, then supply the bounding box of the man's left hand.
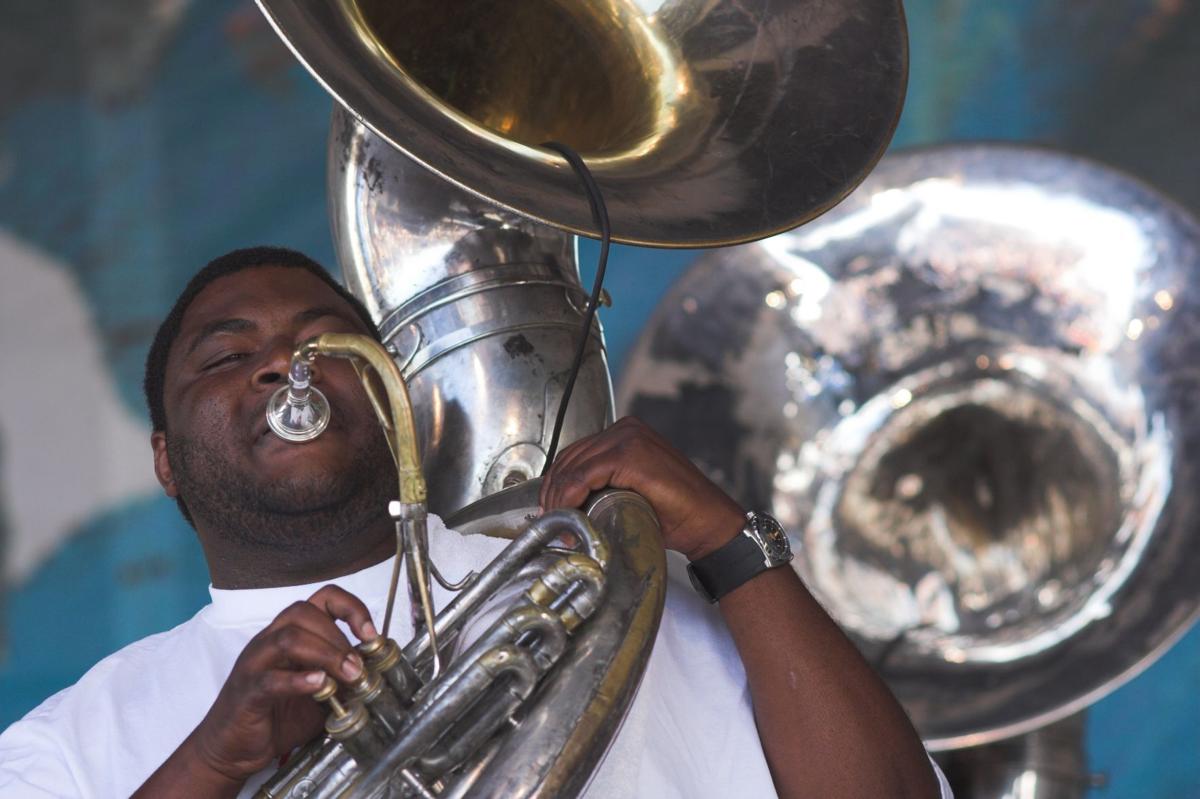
[539,416,744,561]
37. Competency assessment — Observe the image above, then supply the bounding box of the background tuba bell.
[618,142,1200,795]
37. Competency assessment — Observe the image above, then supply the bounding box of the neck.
[199,512,397,589]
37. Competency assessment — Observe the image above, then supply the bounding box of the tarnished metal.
[255,0,911,521]
[255,492,664,799]
[330,109,614,518]
[440,483,666,799]
[936,713,1104,799]
[256,0,907,247]
[256,330,667,798]
[618,143,1200,750]
[250,0,915,793]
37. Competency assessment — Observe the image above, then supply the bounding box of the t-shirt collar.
[203,555,397,629]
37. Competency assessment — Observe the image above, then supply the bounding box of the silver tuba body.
[618,143,1200,795]
[252,0,911,795]
[329,110,615,517]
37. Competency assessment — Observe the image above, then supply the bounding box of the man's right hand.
[134,585,378,798]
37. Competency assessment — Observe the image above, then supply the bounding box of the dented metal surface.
[619,144,1200,748]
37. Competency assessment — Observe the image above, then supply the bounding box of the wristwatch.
[687,511,794,603]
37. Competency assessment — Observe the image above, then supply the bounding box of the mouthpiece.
[266,351,331,442]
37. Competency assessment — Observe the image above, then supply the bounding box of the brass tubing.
[300,333,426,505]
[399,510,442,677]
[253,737,328,798]
[289,334,435,655]
[359,637,421,705]
[256,738,349,799]
[402,510,604,669]
[307,751,360,799]
[418,602,568,712]
[527,553,605,632]
[344,669,407,736]
[355,645,540,791]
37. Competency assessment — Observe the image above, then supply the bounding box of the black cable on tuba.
[540,142,611,474]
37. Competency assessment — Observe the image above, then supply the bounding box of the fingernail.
[305,671,325,686]
[362,621,378,640]
[342,653,363,679]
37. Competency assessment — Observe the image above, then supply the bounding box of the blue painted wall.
[1,1,1197,794]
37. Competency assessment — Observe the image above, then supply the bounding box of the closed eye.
[202,352,249,371]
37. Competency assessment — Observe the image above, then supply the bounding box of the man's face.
[152,266,395,547]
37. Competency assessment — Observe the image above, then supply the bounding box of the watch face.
[753,514,793,564]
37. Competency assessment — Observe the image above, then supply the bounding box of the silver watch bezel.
[741,511,794,569]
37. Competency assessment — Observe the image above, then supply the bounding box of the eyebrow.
[295,305,353,326]
[185,318,256,358]
[184,306,357,358]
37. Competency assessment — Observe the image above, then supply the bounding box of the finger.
[547,428,684,511]
[615,416,696,471]
[544,442,614,509]
[307,584,379,643]
[544,448,628,510]
[253,668,331,701]
[542,418,675,510]
[543,424,637,508]
[262,600,355,651]
[244,623,364,682]
[540,432,603,509]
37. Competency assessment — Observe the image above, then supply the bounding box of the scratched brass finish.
[257,334,667,798]
[619,144,1200,753]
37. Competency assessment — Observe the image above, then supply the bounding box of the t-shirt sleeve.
[0,697,84,798]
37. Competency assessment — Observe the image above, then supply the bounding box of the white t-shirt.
[0,516,952,798]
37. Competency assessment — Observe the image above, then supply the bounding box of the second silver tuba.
[618,143,1200,795]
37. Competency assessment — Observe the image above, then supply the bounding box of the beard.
[167,424,398,556]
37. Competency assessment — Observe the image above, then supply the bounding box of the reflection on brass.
[251,0,911,792]
[255,321,667,797]
[301,333,426,505]
[257,0,908,245]
[256,487,663,797]
[330,110,618,519]
[359,636,419,704]
[839,382,1123,641]
[353,0,666,156]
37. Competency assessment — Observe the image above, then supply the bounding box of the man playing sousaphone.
[0,248,951,797]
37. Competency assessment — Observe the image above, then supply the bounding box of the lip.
[248,386,352,448]
[251,404,273,446]
[252,411,346,449]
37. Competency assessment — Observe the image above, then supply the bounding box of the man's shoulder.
[0,609,225,796]
[17,612,207,723]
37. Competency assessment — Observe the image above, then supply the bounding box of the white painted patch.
[0,230,160,585]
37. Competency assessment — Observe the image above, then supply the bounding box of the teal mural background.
[1,2,1197,795]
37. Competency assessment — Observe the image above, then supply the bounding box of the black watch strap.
[687,531,773,604]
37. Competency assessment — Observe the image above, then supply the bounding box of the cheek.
[178,384,247,441]
[324,366,376,423]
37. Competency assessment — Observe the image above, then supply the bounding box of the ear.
[151,431,179,498]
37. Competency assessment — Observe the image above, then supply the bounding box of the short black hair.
[143,246,380,434]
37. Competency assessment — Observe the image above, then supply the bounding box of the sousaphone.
[619,142,1200,796]
[252,1,909,796]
